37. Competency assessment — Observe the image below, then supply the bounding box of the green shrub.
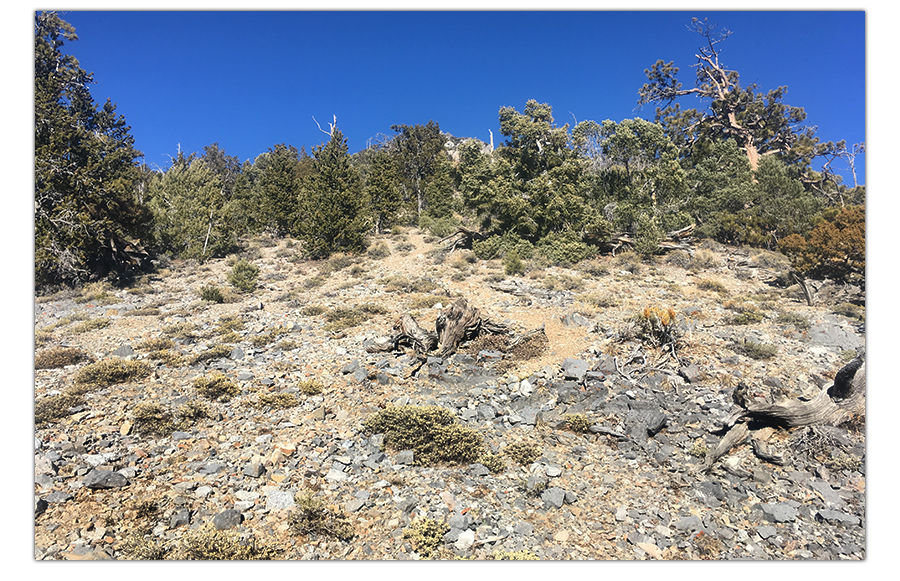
[537,231,593,266]
[833,302,865,322]
[504,442,542,466]
[189,344,233,365]
[175,525,280,560]
[161,322,196,339]
[566,414,594,433]
[35,347,89,369]
[193,372,240,402]
[324,303,389,332]
[367,241,391,259]
[478,452,506,474]
[69,317,111,334]
[297,379,324,395]
[147,349,185,367]
[696,278,729,295]
[131,402,177,436]
[776,311,811,330]
[199,285,225,303]
[289,492,354,541]
[227,259,259,293]
[403,517,449,558]
[363,405,485,466]
[35,392,84,426]
[633,213,663,257]
[73,359,150,388]
[249,391,301,410]
[503,251,525,276]
[731,311,765,325]
[733,339,778,360]
[627,306,679,346]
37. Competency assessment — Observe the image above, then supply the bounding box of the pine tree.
[295,127,370,258]
[34,12,151,287]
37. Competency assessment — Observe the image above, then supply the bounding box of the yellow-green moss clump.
[34,392,84,426]
[173,525,280,560]
[363,405,485,466]
[504,441,542,466]
[565,414,594,433]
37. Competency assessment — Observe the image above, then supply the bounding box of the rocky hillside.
[33,229,865,560]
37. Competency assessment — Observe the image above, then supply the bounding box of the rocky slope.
[33,230,865,560]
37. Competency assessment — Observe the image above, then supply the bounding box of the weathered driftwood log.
[699,352,865,473]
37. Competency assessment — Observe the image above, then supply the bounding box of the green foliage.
[35,347,89,369]
[403,518,449,558]
[696,278,729,295]
[35,392,84,426]
[503,250,525,276]
[69,316,110,334]
[503,442,542,466]
[478,452,506,473]
[35,12,153,287]
[73,359,150,388]
[289,492,355,541]
[146,157,238,260]
[297,379,324,395]
[390,120,449,218]
[193,372,240,402]
[364,146,404,233]
[566,414,594,433]
[537,230,594,266]
[131,402,177,436]
[199,285,225,303]
[323,303,389,332]
[367,241,391,259]
[733,339,778,360]
[227,259,259,293]
[189,344,233,365]
[175,525,280,560]
[779,205,865,281]
[363,405,485,466]
[633,213,663,257]
[833,302,865,322]
[135,337,174,352]
[295,127,370,258]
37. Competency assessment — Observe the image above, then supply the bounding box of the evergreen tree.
[35,11,151,286]
[295,127,370,258]
[255,144,304,236]
[146,156,236,260]
[365,146,403,234]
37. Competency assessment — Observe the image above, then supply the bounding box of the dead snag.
[699,352,865,473]
[435,298,508,357]
[394,313,438,353]
[439,227,491,254]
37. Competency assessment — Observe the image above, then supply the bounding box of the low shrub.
[478,452,506,474]
[131,402,177,436]
[833,302,865,322]
[175,525,280,560]
[297,379,324,395]
[403,517,449,558]
[696,278,729,295]
[73,359,150,388]
[35,392,84,426]
[324,303,390,332]
[504,441,542,466]
[776,311,811,330]
[193,372,240,402]
[363,405,485,466]
[249,392,301,409]
[565,414,594,433]
[289,492,354,541]
[69,317,111,334]
[627,306,679,346]
[367,241,391,259]
[227,259,259,293]
[779,205,864,281]
[733,339,778,360]
[35,347,89,369]
[189,344,233,365]
[198,285,225,303]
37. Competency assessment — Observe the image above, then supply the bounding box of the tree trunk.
[699,353,864,473]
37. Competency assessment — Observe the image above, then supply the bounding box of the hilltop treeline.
[35,13,864,290]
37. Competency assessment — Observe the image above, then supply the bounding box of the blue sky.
[54,8,866,185]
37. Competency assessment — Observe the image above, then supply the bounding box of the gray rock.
[243,463,265,478]
[265,490,295,511]
[396,497,418,513]
[761,502,799,523]
[679,365,701,383]
[562,358,590,382]
[44,491,73,504]
[807,479,847,508]
[172,431,192,441]
[394,450,415,465]
[520,406,542,426]
[816,509,860,526]
[756,525,777,539]
[449,512,473,530]
[35,496,48,516]
[675,516,703,531]
[541,487,566,509]
[83,469,129,489]
[455,529,475,551]
[111,344,134,357]
[213,509,243,530]
[513,521,534,535]
[195,486,213,499]
[469,463,490,477]
[170,509,191,528]
[341,359,361,374]
[345,498,366,513]
[230,346,244,360]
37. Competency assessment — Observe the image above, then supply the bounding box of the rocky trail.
[33,230,865,560]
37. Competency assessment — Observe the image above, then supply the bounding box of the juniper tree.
[35,11,151,286]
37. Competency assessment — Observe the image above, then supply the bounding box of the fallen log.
[699,351,865,473]
[609,223,696,256]
[439,227,492,254]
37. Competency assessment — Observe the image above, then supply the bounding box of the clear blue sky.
[55,9,866,185]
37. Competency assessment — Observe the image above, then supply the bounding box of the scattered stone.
[213,509,243,530]
[83,469,129,489]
